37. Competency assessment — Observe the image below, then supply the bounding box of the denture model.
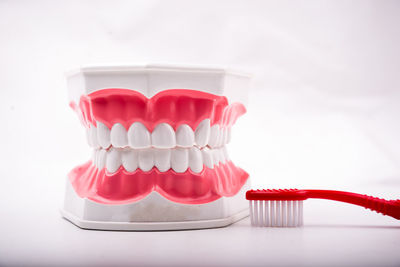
[61,64,251,230]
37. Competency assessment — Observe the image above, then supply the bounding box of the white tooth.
[189,147,203,173]
[176,124,194,147]
[121,149,138,172]
[221,128,228,146]
[138,149,154,171]
[171,148,188,173]
[208,124,220,148]
[106,148,121,173]
[201,147,214,169]
[97,149,107,170]
[154,149,171,172]
[127,122,151,149]
[92,149,97,165]
[86,128,93,147]
[227,128,232,144]
[194,119,210,147]
[216,128,224,147]
[219,148,226,163]
[213,149,221,166]
[222,146,229,162]
[97,121,111,149]
[110,123,128,148]
[87,124,99,148]
[151,123,176,148]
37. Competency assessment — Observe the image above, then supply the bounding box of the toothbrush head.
[246,189,305,227]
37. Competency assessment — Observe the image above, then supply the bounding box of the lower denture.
[69,160,249,204]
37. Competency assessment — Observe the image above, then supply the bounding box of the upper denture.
[78,89,244,130]
[76,89,245,149]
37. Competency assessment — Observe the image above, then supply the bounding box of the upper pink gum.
[72,88,246,130]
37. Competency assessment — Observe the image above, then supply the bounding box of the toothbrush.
[246,189,400,227]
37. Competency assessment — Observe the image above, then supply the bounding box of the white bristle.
[254,200,259,226]
[249,200,304,227]
[265,200,269,227]
[259,200,264,226]
[249,200,254,226]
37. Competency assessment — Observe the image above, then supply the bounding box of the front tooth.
[106,148,121,173]
[208,124,220,148]
[138,149,154,171]
[189,147,203,173]
[127,122,151,149]
[154,149,171,172]
[171,148,188,173]
[194,119,210,147]
[111,123,128,148]
[176,124,194,147]
[121,149,138,172]
[151,123,176,148]
[201,147,214,169]
[97,121,111,149]
[97,149,107,170]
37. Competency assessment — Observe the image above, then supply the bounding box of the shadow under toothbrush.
[304,223,400,229]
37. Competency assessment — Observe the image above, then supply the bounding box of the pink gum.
[72,89,246,131]
[69,161,249,205]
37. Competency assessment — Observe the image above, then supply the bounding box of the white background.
[0,1,399,266]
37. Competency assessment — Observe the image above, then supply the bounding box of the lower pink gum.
[68,161,249,205]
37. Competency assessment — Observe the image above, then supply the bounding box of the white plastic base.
[61,178,250,231]
[61,207,249,231]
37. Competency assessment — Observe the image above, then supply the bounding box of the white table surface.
[1,176,399,267]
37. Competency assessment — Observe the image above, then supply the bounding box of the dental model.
[61,64,251,230]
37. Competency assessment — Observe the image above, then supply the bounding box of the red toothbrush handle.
[305,190,400,220]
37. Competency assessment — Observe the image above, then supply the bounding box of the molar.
[219,148,226,164]
[212,148,221,166]
[222,146,229,162]
[216,128,224,147]
[220,128,227,146]
[227,128,232,144]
